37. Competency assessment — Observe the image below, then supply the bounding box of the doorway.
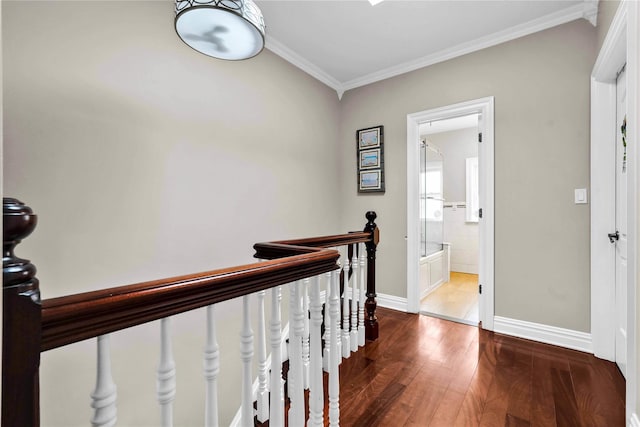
[418,114,481,325]
[590,1,638,421]
[406,97,495,331]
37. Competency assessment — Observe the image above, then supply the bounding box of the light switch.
[575,188,588,204]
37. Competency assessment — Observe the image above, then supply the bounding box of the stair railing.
[2,197,379,427]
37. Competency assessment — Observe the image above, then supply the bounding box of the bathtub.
[419,243,451,299]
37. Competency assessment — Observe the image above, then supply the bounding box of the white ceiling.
[255,0,598,97]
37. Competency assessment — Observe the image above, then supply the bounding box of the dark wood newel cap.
[365,211,377,223]
[3,197,38,290]
[365,211,379,245]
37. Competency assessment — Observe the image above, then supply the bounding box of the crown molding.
[265,36,344,97]
[340,3,589,92]
[265,2,597,98]
[583,0,599,27]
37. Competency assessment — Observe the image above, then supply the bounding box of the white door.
[615,66,627,377]
[477,113,485,325]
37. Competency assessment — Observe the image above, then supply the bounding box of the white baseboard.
[494,316,593,353]
[374,299,592,354]
[376,293,408,312]
[630,413,640,427]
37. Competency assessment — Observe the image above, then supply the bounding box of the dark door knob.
[608,231,620,243]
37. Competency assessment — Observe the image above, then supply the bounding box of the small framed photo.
[356,125,385,193]
[359,170,383,192]
[358,126,382,149]
[359,149,380,169]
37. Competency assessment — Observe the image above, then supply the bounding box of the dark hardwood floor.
[336,308,625,427]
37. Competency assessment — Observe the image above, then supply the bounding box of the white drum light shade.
[175,0,265,61]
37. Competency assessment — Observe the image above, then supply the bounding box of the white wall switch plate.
[575,188,588,204]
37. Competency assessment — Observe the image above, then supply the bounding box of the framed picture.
[359,149,380,169]
[360,170,382,191]
[356,125,385,193]
[358,126,382,149]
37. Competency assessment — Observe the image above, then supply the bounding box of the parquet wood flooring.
[334,308,625,427]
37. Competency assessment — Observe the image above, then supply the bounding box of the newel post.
[364,211,379,341]
[3,198,41,427]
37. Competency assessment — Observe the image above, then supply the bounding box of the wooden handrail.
[254,231,371,259]
[2,197,379,426]
[42,231,376,351]
[41,249,339,352]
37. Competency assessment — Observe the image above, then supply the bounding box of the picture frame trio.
[356,125,385,193]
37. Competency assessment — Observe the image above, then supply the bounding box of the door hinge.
[478,132,483,143]
[479,284,482,294]
[479,208,483,219]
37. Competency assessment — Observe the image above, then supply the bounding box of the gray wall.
[338,19,596,332]
[2,2,607,424]
[3,1,341,425]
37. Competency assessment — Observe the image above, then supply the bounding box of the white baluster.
[329,269,341,427]
[270,286,284,427]
[157,318,176,427]
[358,242,366,347]
[350,245,359,352]
[337,257,343,365]
[90,335,117,427]
[288,281,305,427]
[342,246,351,358]
[308,275,325,427]
[256,291,269,423]
[203,305,220,427]
[323,270,332,372]
[302,278,311,390]
[240,296,254,427]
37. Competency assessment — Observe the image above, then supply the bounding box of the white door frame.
[406,97,495,330]
[591,1,639,423]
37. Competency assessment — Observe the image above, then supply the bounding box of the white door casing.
[406,97,495,331]
[477,113,485,325]
[590,11,625,364]
[591,0,639,423]
[616,66,628,377]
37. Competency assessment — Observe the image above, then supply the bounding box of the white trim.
[268,5,599,98]
[626,1,639,422]
[406,97,494,332]
[265,36,343,96]
[494,316,593,354]
[593,5,627,80]
[630,412,640,427]
[582,0,599,27]
[591,1,638,422]
[340,5,590,92]
[376,293,408,312]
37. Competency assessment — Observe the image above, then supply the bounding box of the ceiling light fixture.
[175,0,266,61]
[368,0,385,5]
